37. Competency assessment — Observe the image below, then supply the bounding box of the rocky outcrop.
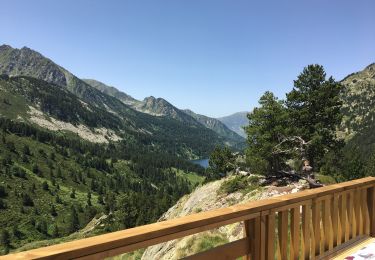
[141,176,307,259]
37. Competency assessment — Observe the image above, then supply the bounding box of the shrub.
[219,176,247,194]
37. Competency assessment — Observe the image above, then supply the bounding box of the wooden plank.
[368,186,375,236]
[362,188,369,235]
[322,197,332,252]
[290,207,300,260]
[348,190,355,239]
[355,188,363,236]
[302,204,311,260]
[266,211,276,260]
[259,213,267,260]
[312,199,321,257]
[243,219,254,260]
[277,210,289,260]
[340,192,348,243]
[332,194,339,248]
[5,177,375,260]
[337,193,343,246]
[183,237,250,260]
[253,217,261,260]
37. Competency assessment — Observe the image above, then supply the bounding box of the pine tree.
[68,206,79,233]
[32,164,40,175]
[42,181,49,191]
[87,192,92,206]
[245,91,288,175]
[208,146,235,176]
[22,193,34,207]
[0,229,10,250]
[12,225,21,239]
[97,194,104,205]
[0,199,6,209]
[50,204,58,217]
[23,144,30,155]
[55,195,62,204]
[286,64,343,169]
[51,224,59,238]
[70,188,76,199]
[56,167,62,178]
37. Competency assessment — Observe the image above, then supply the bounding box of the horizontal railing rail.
[3,177,375,260]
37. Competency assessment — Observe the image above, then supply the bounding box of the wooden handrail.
[3,177,375,260]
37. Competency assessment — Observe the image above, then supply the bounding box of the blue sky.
[0,0,374,117]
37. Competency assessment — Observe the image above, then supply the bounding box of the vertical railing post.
[266,211,276,260]
[259,212,267,260]
[277,210,288,260]
[243,214,267,260]
[367,186,375,236]
[290,206,301,260]
[243,218,257,260]
[302,203,311,260]
[311,199,321,258]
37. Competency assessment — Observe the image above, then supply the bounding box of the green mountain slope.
[340,63,375,137]
[0,45,235,158]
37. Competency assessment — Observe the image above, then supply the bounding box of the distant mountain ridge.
[218,111,249,138]
[83,78,245,144]
[183,109,243,143]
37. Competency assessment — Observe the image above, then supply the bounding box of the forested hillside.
[0,116,204,254]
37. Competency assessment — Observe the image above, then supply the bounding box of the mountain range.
[0,45,245,158]
[82,79,245,144]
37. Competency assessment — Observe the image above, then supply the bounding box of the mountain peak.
[0,44,12,51]
[144,95,156,101]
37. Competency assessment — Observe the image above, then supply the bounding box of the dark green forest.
[0,116,205,254]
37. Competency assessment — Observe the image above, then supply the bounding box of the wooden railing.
[4,177,375,260]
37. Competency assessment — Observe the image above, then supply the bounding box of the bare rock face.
[141,177,306,260]
[0,45,67,87]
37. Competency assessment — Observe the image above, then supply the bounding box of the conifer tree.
[68,206,79,233]
[245,91,288,175]
[286,64,343,169]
